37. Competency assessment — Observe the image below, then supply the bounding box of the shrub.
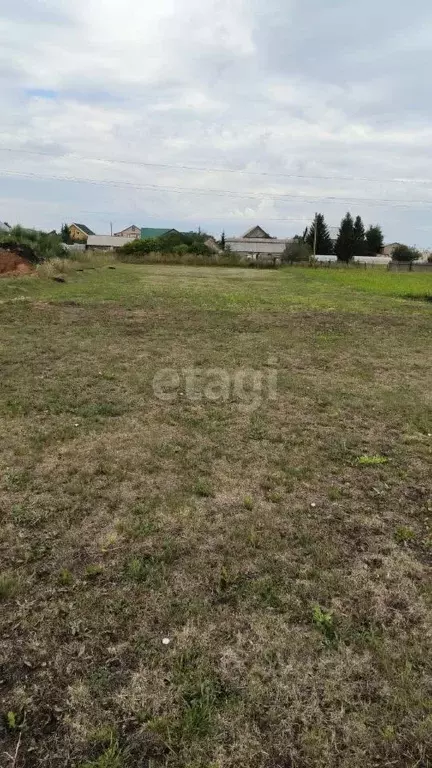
[118,238,159,257]
[118,231,214,261]
[282,239,312,264]
[392,244,421,262]
[173,243,189,256]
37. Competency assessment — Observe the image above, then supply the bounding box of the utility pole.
[110,222,113,236]
[313,212,318,257]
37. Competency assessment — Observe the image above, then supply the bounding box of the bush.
[392,244,421,262]
[282,239,312,264]
[118,231,214,261]
[119,238,159,257]
[173,244,189,256]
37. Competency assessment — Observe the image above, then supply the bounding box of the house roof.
[226,236,292,244]
[71,223,95,236]
[114,224,140,234]
[242,225,272,239]
[140,227,178,239]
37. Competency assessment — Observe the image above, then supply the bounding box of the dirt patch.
[0,248,34,276]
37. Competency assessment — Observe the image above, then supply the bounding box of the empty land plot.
[0,265,431,767]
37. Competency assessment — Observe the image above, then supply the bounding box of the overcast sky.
[1,0,432,244]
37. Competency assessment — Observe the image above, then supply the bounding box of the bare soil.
[0,249,34,276]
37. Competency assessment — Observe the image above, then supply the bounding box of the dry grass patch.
[0,273,431,767]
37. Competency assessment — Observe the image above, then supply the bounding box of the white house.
[225,226,293,260]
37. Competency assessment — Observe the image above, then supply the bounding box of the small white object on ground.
[162,637,170,645]
[311,502,316,508]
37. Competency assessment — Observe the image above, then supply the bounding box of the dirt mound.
[0,248,34,276]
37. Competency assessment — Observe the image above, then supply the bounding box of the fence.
[388,262,432,272]
[315,255,391,266]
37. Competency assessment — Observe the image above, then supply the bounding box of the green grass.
[0,263,431,767]
[0,262,431,313]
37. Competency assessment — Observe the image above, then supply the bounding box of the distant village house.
[140,228,179,239]
[114,225,141,239]
[382,243,403,258]
[225,226,293,260]
[87,226,182,251]
[69,223,95,242]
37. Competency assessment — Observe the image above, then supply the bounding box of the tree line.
[302,213,384,261]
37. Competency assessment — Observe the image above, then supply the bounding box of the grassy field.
[0,264,431,768]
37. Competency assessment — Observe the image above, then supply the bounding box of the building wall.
[114,226,140,239]
[69,224,87,242]
[382,243,402,257]
[87,236,131,250]
[226,238,291,256]
[62,243,86,253]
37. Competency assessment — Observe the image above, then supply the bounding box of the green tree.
[335,212,356,262]
[220,231,226,251]
[353,215,366,255]
[391,244,421,262]
[365,225,384,255]
[305,214,333,255]
[61,224,72,244]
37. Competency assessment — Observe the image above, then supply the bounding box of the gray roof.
[242,225,272,239]
[72,223,95,236]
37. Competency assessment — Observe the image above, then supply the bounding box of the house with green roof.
[140,227,179,239]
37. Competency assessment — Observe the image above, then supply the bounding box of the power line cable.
[1,145,432,186]
[1,168,432,209]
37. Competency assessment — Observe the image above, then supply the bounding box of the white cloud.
[1,0,432,244]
